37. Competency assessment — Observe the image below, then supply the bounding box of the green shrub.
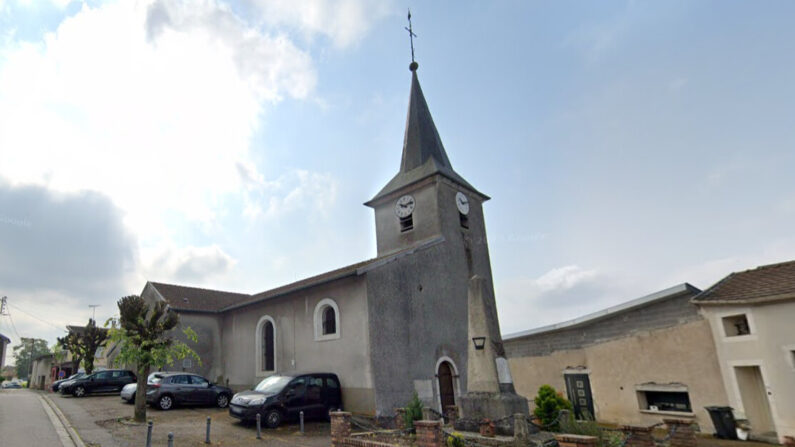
[446,431,465,447]
[404,392,424,430]
[533,385,573,432]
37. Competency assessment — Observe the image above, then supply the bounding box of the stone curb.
[41,393,87,447]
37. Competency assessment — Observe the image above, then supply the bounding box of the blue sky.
[1,0,794,357]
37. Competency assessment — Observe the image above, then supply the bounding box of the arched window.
[322,306,336,335]
[255,316,276,376]
[313,298,341,341]
[262,321,274,371]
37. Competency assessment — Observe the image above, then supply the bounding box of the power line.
[7,302,66,332]
[6,312,21,340]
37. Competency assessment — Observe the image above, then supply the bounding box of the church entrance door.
[437,361,455,415]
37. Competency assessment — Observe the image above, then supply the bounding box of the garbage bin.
[705,406,738,440]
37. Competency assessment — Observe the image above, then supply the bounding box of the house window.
[314,298,341,341]
[255,316,276,375]
[638,391,692,413]
[322,306,336,335]
[400,215,413,232]
[722,314,751,337]
[459,212,469,229]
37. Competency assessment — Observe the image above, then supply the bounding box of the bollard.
[167,432,174,447]
[256,413,262,439]
[205,416,211,444]
[146,421,153,447]
[300,411,305,434]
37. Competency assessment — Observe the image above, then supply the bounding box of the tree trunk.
[134,364,150,423]
[84,357,94,375]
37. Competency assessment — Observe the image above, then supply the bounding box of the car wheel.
[126,393,135,404]
[158,395,174,411]
[73,386,86,398]
[216,394,229,409]
[264,408,282,428]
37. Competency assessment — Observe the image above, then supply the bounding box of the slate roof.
[692,259,795,305]
[149,282,251,313]
[0,333,9,343]
[366,66,486,205]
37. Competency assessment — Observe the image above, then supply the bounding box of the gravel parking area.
[51,392,333,447]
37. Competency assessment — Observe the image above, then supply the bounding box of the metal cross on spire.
[405,9,418,71]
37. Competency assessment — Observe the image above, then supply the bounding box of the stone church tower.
[364,63,505,412]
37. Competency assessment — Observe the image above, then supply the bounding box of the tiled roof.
[149,282,251,313]
[692,259,795,305]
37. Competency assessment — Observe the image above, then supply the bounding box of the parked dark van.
[60,369,136,397]
[229,372,342,428]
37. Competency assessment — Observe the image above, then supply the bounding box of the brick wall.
[415,421,443,447]
[664,419,696,447]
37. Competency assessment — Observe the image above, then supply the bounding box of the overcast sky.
[1,0,794,361]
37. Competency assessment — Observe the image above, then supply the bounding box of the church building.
[140,62,504,417]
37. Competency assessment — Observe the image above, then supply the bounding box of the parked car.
[52,372,86,392]
[145,372,233,411]
[121,372,175,404]
[228,372,342,428]
[2,381,22,389]
[60,369,136,397]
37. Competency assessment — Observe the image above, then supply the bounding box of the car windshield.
[70,373,86,380]
[254,375,292,393]
[148,373,163,384]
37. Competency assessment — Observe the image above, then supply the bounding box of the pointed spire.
[400,67,452,173]
[365,66,488,206]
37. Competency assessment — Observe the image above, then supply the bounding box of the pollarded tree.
[57,319,109,375]
[107,295,199,422]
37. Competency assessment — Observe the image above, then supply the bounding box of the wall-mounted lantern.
[472,336,486,350]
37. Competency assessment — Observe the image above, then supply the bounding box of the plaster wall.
[220,275,375,414]
[374,177,442,257]
[30,356,53,389]
[173,313,224,381]
[0,339,6,369]
[507,319,727,432]
[700,301,795,441]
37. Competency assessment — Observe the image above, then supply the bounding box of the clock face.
[395,194,416,218]
[455,192,470,215]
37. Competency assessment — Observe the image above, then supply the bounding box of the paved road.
[0,389,76,447]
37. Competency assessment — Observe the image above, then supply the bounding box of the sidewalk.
[36,390,122,447]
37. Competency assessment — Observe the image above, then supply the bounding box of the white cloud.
[239,167,338,221]
[246,0,393,49]
[0,0,316,238]
[144,243,236,283]
[535,264,598,292]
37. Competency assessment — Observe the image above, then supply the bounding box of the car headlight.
[248,397,266,406]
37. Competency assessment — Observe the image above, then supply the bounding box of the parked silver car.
[120,372,173,404]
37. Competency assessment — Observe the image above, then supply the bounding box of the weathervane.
[405,8,418,71]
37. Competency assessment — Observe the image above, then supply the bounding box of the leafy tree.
[57,319,108,375]
[107,295,200,422]
[12,338,50,381]
[56,331,83,374]
[533,384,573,432]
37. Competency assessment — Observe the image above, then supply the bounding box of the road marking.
[40,394,86,447]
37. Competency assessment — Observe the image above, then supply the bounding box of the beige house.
[504,284,728,432]
[692,260,795,444]
[30,353,55,389]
